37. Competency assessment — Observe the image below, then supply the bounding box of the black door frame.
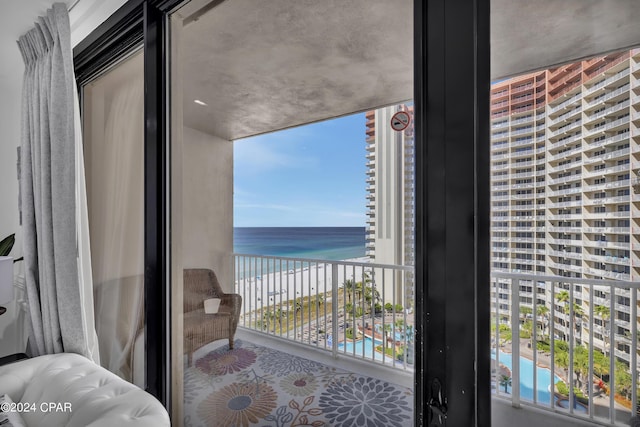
[74,0,490,424]
[414,0,490,424]
[75,0,181,407]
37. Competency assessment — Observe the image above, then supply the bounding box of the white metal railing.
[549,119,582,138]
[234,254,414,371]
[584,68,630,96]
[549,93,582,114]
[548,107,582,127]
[585,84,630,108]
[584,100,631,124]
[491,272,639,426]
[585,116,630,137]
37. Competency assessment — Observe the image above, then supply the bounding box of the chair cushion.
[0,353,170,427]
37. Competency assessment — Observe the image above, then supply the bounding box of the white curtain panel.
[16,3,99,362]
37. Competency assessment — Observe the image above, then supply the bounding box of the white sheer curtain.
[84,51,145,382]
[17,3,99,362]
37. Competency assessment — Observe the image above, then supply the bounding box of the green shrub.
[536,340,550,352]
[555,381,586,400]
[556,381,568,396]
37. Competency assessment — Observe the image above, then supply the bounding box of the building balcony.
[584,147,631,165]
[234,254,414,373]
[547,161,582,174]
[547,106,581,127]
[584,163,632,178]
[583,226,631,235]
[511,115,535,126]
[546,174,582,186]
[583,240,630,251]
[583,68,630,97]
[586,131,630,150]
[548,92,582,114]
[492,120,510,129]
[584,195,630,206]
[548,119,582,138]
[547,146,582,161]
[547,187,581,197]
[584,83,630,109]
[583,100,631,124]
[585,116,630,137]
[548,132,582,148]
[491,271,639,427]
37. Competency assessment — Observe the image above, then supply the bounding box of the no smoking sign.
[390,111,411,132]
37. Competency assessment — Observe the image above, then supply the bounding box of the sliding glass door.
[81,49,146,387]
[73,1,491,425]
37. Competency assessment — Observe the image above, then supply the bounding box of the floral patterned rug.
[184,339,414,426]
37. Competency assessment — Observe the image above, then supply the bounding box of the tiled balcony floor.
[183,333,414,427]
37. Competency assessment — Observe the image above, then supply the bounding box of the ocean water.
[234,227,366,260]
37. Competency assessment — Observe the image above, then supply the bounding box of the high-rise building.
[365,105,415,306]
[490,48,640,367]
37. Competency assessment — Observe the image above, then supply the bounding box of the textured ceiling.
[179,0,413,141]
[491,0,640,79]
[3,1,640,143]
[179,0,640,141]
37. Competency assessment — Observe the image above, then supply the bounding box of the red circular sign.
[390,111,411,131]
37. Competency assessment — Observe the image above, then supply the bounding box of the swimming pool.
[492,350,561,404]
[339,337,388,361]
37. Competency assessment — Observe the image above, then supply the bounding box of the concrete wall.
[182,126,234,291]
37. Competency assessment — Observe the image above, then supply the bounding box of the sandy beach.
[235,256,371,316]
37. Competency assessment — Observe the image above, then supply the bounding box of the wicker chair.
[183,269,242,366]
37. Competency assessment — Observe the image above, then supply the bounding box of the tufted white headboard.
[0,353,169,426]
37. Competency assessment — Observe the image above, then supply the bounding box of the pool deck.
[500,338,629,415]
[358,324,401,347]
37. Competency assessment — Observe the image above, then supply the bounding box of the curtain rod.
[68,0,81,12]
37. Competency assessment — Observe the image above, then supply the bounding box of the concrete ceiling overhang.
[179,0,413,141]
[491,0,640,80]
[175,0,640,141]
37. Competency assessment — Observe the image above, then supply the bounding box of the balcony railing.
[491,272,639,426]
[234,254,415,372]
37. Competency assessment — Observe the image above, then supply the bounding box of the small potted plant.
[0,234,17,316]
[0,234,22,261]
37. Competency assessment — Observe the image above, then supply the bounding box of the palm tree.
[572,302,584,343]
[344,279,355,304]
[354,281,364,302]
[594,304,610,323]
[275,308,287,331]
[383,323,392,350]
[362,271,371,285]
[555,348,569,371]
[499,374,512,394]
[537,305,550,337]
[262,309,276,332]
[556,290,569,310]
[595,304,611,356]
[520,305,533,319]
[556,290,570,340]
[573,346,589,390]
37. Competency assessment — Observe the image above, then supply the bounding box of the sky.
[233,112,366,227]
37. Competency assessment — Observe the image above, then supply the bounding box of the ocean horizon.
[234,226,366,261]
